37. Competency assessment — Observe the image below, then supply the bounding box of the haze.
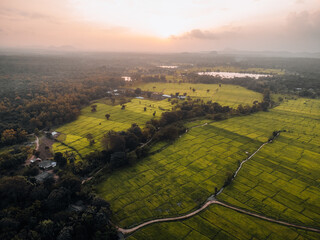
[0,0,320,52]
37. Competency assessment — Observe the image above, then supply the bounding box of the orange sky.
[0,0,320,52]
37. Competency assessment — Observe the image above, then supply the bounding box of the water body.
[198,71,271,79]
[159,65,178,69]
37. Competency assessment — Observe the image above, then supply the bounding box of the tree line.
[0,77,124,147]
[67,89,272,177]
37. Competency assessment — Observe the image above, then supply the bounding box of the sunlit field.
[97,98,320,239]
[96,122,262,227]
[52,99,172,160]
[133,83,262,107]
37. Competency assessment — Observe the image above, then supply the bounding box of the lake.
[198,71,271,79]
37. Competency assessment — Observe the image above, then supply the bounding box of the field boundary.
[114,130,320,236]
[117,200,320,235]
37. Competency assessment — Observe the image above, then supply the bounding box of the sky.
[0,0,320,52]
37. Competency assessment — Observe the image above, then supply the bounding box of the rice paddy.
[132,83,262,107]
[96,97,320,239]
[52,98,172,159]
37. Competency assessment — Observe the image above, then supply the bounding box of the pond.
[198,71,271,79]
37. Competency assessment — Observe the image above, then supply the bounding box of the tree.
[54,152,67,167]
[134,88,142,95]
[101,131,125,152]
[121,105,126,110]
[91,105,97,112]
[207,89,210,93]
[39,219,55,239]
[86,133,95,146]
[105,113,110,120]
[1,129,17,144]
[144,107,147,111]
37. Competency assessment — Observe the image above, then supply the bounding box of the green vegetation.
[212,98,320,227]
[53,99,172,160]
[133,83,262,107]
[128,205,319,240]
[96,122,262,227]
[96,98,320,238]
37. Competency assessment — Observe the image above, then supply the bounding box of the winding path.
[25,135,39,165]
[115,130,320,235]
[117,200,320,235]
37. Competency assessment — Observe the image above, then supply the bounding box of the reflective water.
[198,71,271,79]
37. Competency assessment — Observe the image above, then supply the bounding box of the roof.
[178,96,187,99]
[135,96,144,99]
[35,172,53,182]
[162,94,171,98]
[38,160,57,169]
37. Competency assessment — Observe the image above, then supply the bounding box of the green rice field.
[96,98,320,239]
[52,83,262,159]
[133,83,262,107]
[52,98,172,159]
[127,204,319,240]
[96,122,262,227]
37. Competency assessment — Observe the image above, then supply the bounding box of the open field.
[52,99,172,159]
[133,83,262,107]
[96,122,263,227]
[212,98,320,228]
[128,204,319,240]
[53,83,262,159]
[184,66,286,75]
[97,98,320,239]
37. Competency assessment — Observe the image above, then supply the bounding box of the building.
[38,160,57,169]
[178,96,187,100]
[35,171,53,182]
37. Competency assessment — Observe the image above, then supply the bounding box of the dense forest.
[0,54,126,146]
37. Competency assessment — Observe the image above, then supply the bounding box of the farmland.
[213,98,320,227]
[96,122,262,227]
[96,98,320,239]
[133,83,262,107]
[127,204,320,240]
[52,98,172,160]
[52,83,262,159]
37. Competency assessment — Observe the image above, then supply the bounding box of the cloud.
[172,29,218,39]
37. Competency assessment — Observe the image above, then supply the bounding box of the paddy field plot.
[52,99,172,159]
[96,123,263,227]
[97,98,320,239]
[128,204,319,240]
[133,83,262,108]
[210,98,320,228]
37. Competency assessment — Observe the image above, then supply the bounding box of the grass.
[52,98,172,160]
[132,83,262,107]
[96,97,320,239]
[211,98,320,228]
[127,204,319,240]
[96,122,263,227]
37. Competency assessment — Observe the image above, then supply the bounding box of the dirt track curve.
[115,130,320,236]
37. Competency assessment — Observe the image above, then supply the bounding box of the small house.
[38,160,57,169]
[35,171,53,182]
